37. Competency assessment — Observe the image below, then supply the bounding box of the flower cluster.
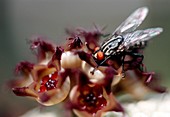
[10,26,166,116]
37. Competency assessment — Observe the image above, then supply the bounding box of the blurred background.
[0,0,170,117]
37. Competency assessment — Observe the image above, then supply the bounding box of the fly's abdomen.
[130,41,147,50]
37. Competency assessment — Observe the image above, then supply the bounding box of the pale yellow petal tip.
[61,51,82,69]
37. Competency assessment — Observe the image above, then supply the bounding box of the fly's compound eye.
[93,47,104,61]
[96,51,104,60]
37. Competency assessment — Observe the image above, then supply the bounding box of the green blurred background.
[0,0,170,117]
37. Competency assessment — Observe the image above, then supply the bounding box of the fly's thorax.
[101,35,124,56]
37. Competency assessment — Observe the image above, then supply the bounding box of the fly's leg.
[90,55,112,74]
[119,52,144,78]
[142,71,155,83]
[121,54,126,78]
[131,52,144,72]
[124,52,144,71]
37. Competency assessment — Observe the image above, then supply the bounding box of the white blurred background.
[0,0,170,117]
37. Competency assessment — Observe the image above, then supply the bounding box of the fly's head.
[92,47,105,62]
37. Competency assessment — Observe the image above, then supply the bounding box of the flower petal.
[12,86,37,98]
[61,51,82,69]
[15,61,34,75]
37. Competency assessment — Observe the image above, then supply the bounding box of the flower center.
[78,85,107,114]
[39,71,58,93]
[84,93,97,105]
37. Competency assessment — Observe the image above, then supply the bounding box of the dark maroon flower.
[71,84,106,114]
[11,38,71,106]
[69,71,124,117]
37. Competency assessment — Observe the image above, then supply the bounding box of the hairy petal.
[66,37,83,50]
[29,36,55,62]
[15,61,34,75]
[12,86,37,98]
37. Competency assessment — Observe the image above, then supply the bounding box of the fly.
[91,7,163,76]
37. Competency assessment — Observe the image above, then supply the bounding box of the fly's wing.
[112,7,148,36]
[122,27,163,48]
